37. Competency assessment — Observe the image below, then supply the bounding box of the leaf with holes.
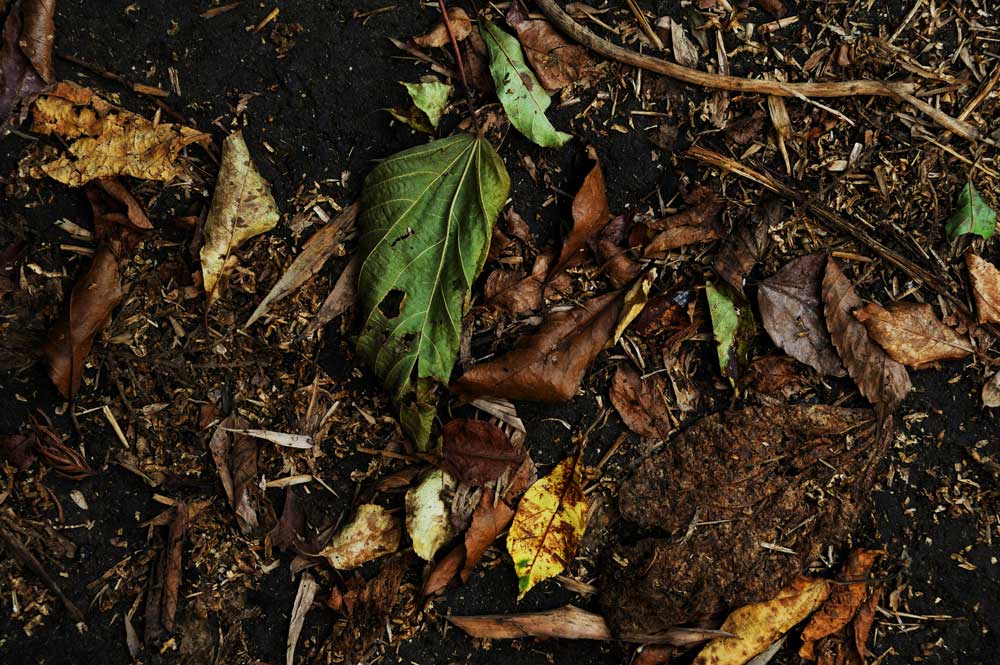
[357,133,510,449]
[507,454,587,599]
[481,21,571,148]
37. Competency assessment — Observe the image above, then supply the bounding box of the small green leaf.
[357,134,510,449]
[946,182,997,241]
[706,280,756,386]
[402,81,450,129]
[481,21,571,149]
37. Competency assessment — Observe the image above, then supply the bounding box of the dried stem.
[438,0,480,133]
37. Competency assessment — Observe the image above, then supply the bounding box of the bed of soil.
[1,1,999,664]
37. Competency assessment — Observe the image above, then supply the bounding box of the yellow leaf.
[29,82,207,186]
[506,454,587,599]
[694,576,830,665]
[200,131,280,307]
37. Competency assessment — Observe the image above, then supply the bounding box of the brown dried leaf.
[506,4,594,91]
[632,287,695,338]
[800,549,882,652]
[161,502,188,634]
[752,0,787,17]
[758,254,846,377]
[231,424,262,535]
[452,291,623,402]
[966,252,1000,324]
[594,214,642,288]
[287,572,318,665]
[550,147,611,278]
[746,355,812,400]
[484,251,551,317]
[668,18,699,68]
[609,364,672,439]
[268,488,319,556]
[854,301,972,369]
[413,7,472,48]
[0,432,35,470]
[714,200,780,293]
[852,584,881,660]
[440,419,524,486]
[302,255,359,338]
[0,0,55,128]
[451,605,613,641]
[320,504,401,570]
[823,258,911,410]
[643,186,724,257]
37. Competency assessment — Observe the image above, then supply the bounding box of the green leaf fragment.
[357,134,510,449]
[706,280,756,386]
[481,21,571,149]
[402,81,450,129]
[945,182,997,241]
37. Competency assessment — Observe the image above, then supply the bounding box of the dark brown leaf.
[823,258,911,411]
[301,255,359,338]
[725,110,765,144]
[631,287,695,338]
[0,432,35,470]
[160,502,188,634]
[440,419,524,486]
[452,291,622,402]
[231,425,262,535]
[713,199,780,292]
[484,251,552,317]
[852,584,881,660]
[966,252,1000,324]
[86,177,153,234]
[854,301,972,369]
[643,186,724,257]
[593,214,642,288]
[752,0,787,17]
[745,355,812,400]
[550,147,611,279]
[609,364,672,439]
[460,487,516,582]
[267,488,319,556]
[506,3,594,91]
[758,253,846,377]
[0,0,55,128]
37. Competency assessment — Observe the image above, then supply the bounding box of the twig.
[888,84,998,147]
[0,521,86,623]
[533,0,912,98]
[438,0,480,133]
[624,0,663,50]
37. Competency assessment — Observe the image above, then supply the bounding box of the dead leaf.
[694,577,830,665]
[668,18,699,68]
[550,147,611,278]
[287,572,318,665]
[594,214,642,288]
[413,7,471,48]
[800,549,882,656]
[853,301,972,368]
[643,186,724,257]
[714,200,779,293]
[30,82,207,185]
[86,177,153,232]
[506,3,594,91]
[453,290,623,402]
[440,419,524,486]
[632,286,695,338]
[0,0,55,128]
[823,258,911,411]
[758,253,846,377]
[966,252,1000,324]
[406,469,456,561]
[201,130,281,308]
[301,255,359,338]
[223,427,312,449]
[746,355,812,400]
[160,502,189,634]
[852,584,881,661]
[247,202,357,326]
[484,250,552,316]
[320,504,400,570]
[610,363,672,439]
[208,417,270,536]
[752,0,788,18]
[983,371,1000,408]
[0,432,35,470]
[267,488,319,556]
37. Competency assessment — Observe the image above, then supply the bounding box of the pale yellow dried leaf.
[319,504,401,569]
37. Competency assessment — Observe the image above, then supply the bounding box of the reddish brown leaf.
[632,287,695,338]
[643,186,724,257]
[161,502,188,634]
[823,258,911,411]
[854,301,972,369]
[609,364,673,439]
[484,251,552,317]
[440,419,524,486]
[413,7,472,48]
[0,432,35,470]
[421,541,465,597]
[594,214,642,288]
[267,488,319,556]
[800,549,883,648]
[506,3,594,91]
[758,253,846,377]
[452,291,622,402]
[0,0,55,128]
[461,487,517,583]
[550,148,611,278]
[713,199,780,292]
[86,177,153,233]
[752,0,787,17]
[746,355,812,400]
[966,252,1000,324]
[852,584,881,660]
[301,255,359,338]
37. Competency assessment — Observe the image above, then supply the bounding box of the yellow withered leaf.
[694,576,830,665]
[506,454,587,599]
[29,82,207,186]
[200,131,280,308]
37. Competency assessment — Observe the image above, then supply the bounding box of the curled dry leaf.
[507,454,587,598]
[594,214,642,288]
[286,572,318,665]
[451,605,613,641]
[965,252,1000,324]
[758,254,846,377]
[551,147,611,278]
[610,363,672,439]
[201,131,281,308]
[694,576,830,665]
[484,250,552,317]
[713,199,780,293]
[823,258,911,411]
[453,290,623,402]
[506,3,594,91]
[320,504,400,570]
[0,0,56,128]
[413,7,472,48]
[406,469,457,561]
[643,186,725,257]
[29,82,207,186]
[853,301,972,369]
[302,255,359,338]
[799,549,882,656]
[440,419,524,486]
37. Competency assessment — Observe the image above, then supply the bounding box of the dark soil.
[1,1,999,665]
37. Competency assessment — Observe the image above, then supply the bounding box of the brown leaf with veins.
[854,301,972,369]
[966,252,1000,324]
[484,251,552,317]
[413,7,471,48]
[800,549,883,657]
[453,291,622,402]
[643,186,724,257]
[713,199,780,292]
[506,3,594,91]
[746,355,812,400]
[758,253,846,377]
[550,147,611,278]
[823,258,911,411]
[609,364,672,439]
[0,0,55,128]
[441,419,524,486]
[852,584,881,660]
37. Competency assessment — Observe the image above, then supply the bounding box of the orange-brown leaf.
[966,252,1000,324]
[800,549,883,646]
[854,301,972,369]
[550,148,611,278]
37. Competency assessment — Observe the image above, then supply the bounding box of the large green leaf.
[945,182,997,241]
[481,21,571,149]
[357,134,510,449]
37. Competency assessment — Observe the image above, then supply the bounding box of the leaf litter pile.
[1,1,1000,664]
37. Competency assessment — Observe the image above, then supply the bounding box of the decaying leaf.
[440,419,524,486]
[484,251,551,316]
[746,355,812,400]
[632,286,695,338]
[643,185,724,257]
[267,489,318,556]
[413,7,472,48]
[945,182,997,241]
[390,80,451,133]
[481,21,571,148]
[609,363,672,439]
[694,576,830,665]
[222,427,312,449]
[551,147,611,278]
[302,255,359,338]
[0,0,56,129]
[453,291,622,402]
[714,199,780,293]
[983,370,1000,408]
[320,504,400,570]
[823,258,911,411]
[603,405,881,635]
[451,605,613,641]
[854,301,972,369]
[506,3,594,91]
[507,454,587,598]
[247,203,357,326]
[706,280,756,384]
[29,82,207,186]
[146,502,189,638]
[406,469,457,561]
[208,416,270,535]
[758,253,846,377]
[594,214,642,288]
[287,572,318,665]
[201,130,281,308]
[800,549,882,657]
[356,133,509,449]
[966,252,1000,324]
[667,17,699,68]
